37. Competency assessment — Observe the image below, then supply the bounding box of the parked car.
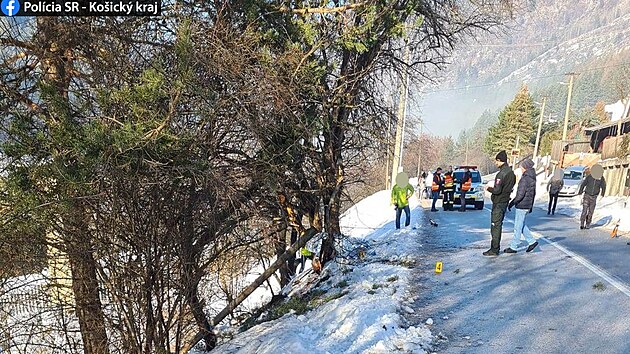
[558,165,588,197]
[453,166,485,210]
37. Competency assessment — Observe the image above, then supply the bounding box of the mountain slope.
[416,0,630,136]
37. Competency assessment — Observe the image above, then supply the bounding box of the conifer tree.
[441,136,457,167]
[484,85,539,156]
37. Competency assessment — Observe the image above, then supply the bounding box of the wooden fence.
[561,153,601,168]
[551,140,591,163]
[601,156,630,197]
[601,134,630,160]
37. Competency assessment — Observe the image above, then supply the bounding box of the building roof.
[584,117,630,132]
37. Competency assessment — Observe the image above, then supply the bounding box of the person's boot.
[526,241,539,252]
[483,249,499,257]
[503,248,517,254]
[547,210,550,215]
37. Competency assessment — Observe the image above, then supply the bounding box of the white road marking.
[482,206,630,298]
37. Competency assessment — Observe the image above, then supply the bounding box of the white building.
[605,98,630,122]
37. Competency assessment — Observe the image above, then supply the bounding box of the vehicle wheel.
[475,201,484,210]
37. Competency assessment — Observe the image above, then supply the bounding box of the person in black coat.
[578,164,606,229]
[431,168,443,212]
[547,169,564,215]
[504,158,539,254]
[483,151,516,256]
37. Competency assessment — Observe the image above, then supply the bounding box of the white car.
[558,165,588,197]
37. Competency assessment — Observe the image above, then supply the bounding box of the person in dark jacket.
[578,164,606,229]
[547,169,564,215]
[483,151,516,256]
[431,168,444,212]
[504,159,539,253]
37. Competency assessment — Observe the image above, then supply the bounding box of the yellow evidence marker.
[435,261,443,274]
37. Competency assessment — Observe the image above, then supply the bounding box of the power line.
[420,61,630,95]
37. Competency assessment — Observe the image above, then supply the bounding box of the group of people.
[483,150,537,255]
[389,166,473,230]
[484,150,607,256]
[429,166,472,212]
[390,150,607,255]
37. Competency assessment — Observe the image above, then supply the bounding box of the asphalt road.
[407,198,630,354]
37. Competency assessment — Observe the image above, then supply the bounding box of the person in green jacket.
[391,172,415,229]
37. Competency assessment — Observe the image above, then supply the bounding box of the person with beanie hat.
[483,150,516,256]
[504,158,538,254]
[520,158,534,170]
[495,150,508,163]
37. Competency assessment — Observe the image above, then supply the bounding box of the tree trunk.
[320,116,345,265]
[180,187,216,351]
[65,209,109,354]
[275,228,292,287]
[287,228,299,275]
[35,18,110,352]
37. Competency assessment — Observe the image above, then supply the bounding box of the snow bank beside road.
[208,191,433,354]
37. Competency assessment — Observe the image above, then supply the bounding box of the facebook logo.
[1,0,20,16]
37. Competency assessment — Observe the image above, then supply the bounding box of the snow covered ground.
[208,191,434,354]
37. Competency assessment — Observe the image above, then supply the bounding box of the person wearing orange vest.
[458,167,472,212]
[442,171,455,211]
[431,167,443,212]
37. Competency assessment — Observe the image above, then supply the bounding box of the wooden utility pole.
[385,105,392,190]
[533,96,547,163]
[391,37,410,186]
[416,118,423,179]
[562,73,577,141]
[465,138,469,165]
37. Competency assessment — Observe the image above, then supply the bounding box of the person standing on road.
[420,171,428,199]
[458,167,472,212]
[547,168,564,215]
[578,164,606,230]
[483,151,516,257]
[504,159,539,254]
[424,171,432,199]
[431,168,444,212]
[391,172,415,229]
[443,171,455,211]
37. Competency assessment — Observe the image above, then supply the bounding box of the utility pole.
[465,138,469,165]
[416,118,423,179]
[385,109,392,190]
[513,135,520,168]
[562,73,577,141]
[533,96,547,164]
[615,97,630,155]
[391,36,410,187]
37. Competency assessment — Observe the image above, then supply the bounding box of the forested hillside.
[419,0,630,136]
